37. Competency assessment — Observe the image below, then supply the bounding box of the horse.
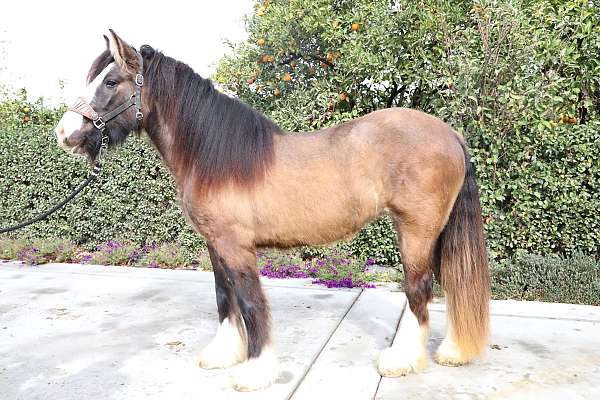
[54,30,490,392]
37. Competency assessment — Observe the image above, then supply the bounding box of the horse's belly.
[254,188,384,247]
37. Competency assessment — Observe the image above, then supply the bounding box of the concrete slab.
[0,263,359,400]
[377,300,600,400]
[291,288,406,400]
[2,261,600,400]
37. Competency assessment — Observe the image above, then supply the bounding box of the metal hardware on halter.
[93,117,106,130]
[98,132,110,161]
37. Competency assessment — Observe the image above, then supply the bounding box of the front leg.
[200,242,278,391]
[198,245,247,369]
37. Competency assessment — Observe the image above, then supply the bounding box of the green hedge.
[492,252,600,305]
[0,94,204,253]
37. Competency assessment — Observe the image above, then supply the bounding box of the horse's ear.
[107,29,139,73]
[103,34,109,49]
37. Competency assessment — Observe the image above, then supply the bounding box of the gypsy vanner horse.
[55,30,489,391]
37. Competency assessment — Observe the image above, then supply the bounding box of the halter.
[68,48,144,158]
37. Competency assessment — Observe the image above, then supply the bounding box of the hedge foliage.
[492,251,600,305]
[1,0,600,267]
[0,92,204,252]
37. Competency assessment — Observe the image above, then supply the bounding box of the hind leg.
[434,321,467,366]
[377,223,437,377]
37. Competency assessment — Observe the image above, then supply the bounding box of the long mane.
[87,47,281,191]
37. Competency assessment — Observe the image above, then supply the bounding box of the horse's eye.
[105,80,118,88]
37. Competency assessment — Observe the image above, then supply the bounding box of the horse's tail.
[435,142,490,361]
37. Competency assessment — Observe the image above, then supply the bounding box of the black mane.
[88,46,281,190]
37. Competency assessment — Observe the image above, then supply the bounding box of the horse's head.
[55,30,149,162]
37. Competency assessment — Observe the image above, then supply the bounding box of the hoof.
[231,347,278,392]
[434,338,468,367]
[377,346,427,378]
[198,318,246,370]
[198,343,245,370]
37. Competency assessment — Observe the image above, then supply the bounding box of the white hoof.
[435,336,467,366]
[377,346,427,377]
[198,318,247,369]
[231,347,278,392]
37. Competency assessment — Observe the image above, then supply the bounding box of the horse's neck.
[143,114,183,182]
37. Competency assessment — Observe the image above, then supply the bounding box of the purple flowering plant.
[136,243,192,269]
[257,248,377,288]
[88,240,139,266]
[0,238,75,265]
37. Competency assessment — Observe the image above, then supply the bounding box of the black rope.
[0,163,101,234]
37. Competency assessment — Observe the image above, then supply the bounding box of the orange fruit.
[283,73,292,82]
[274,88,281,96]
[257,38,265,46]
[257,6,266,16]
[351,22,360,31]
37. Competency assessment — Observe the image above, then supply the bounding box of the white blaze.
[55,62,115,143]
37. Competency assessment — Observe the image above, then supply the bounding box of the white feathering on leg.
[377,305,428,377]
[435,323,468,366]
[198,317,247,369]
[231,345,278,392]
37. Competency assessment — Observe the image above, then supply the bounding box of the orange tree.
[215,0,600,265]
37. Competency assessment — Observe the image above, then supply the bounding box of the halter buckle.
[135,74,144,86]
[136,110,144,120]
[93,117,106,130]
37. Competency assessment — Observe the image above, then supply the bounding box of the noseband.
[68,48,144,157]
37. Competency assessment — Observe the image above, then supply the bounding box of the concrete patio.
[1,261,599,400]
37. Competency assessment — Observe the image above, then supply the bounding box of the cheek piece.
[68,48,144,160]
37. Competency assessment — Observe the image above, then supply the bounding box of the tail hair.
[436,143,490,360]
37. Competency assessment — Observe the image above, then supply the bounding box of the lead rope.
[0,134,109,234]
